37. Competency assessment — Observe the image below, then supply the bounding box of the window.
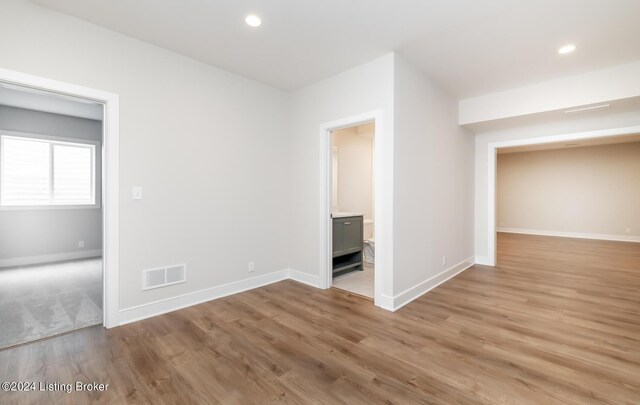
[1,134,96,207]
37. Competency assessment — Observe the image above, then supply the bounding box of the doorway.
[319,109,391,309]
[330,123,375,298]
[495,134,640,264]
[0,83,105,348]
[485,126,640,266]
[0,67,119,341]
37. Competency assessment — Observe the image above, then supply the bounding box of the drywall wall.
[392,54,475,297]
[0,1,476,314]
[289,53,395,298]
[0,0,291,309]
[0,105,103,265]
[332,125,374,221]
[460,61,640,125]
[497,142,640,239]
[474,110,640,261]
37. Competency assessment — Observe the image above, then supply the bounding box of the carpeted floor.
[0,258,102,349]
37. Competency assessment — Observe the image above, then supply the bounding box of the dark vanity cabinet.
[332,215,363,275]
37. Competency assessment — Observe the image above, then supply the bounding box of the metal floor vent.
[143,264,186,290]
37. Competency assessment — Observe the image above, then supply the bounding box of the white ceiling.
[0,84,103,120]
[31,0,640,97]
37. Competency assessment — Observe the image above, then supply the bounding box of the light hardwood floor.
[1,233,639,404]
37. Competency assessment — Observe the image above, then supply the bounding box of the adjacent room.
[496,135,640,249]
[496,134,640,276]
[1,0,640,403]
[0,84,104,348]
[331,123,375,298]
[493,137,640,338]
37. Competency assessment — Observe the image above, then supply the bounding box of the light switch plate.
[132,186,143,200]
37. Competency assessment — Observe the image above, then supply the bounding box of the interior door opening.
[329,122,375,299]
[0,81,105,348]
[491,132,640,267]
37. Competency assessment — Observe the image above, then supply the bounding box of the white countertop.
[332,212,364,218]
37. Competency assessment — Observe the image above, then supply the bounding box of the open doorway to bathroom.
[0,82,104,349]
[330,123,375,298]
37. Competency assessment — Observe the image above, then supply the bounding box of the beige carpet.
[0,258,102,349]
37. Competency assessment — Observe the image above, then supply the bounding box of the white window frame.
[0,130,100,210]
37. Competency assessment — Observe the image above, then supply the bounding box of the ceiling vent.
[143,264,186,290]
[564,104,610,114]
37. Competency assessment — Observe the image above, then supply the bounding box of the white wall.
[460,61,640,125]
[474,110,640,261]
[0,106,103,265]
[289,53,395,297]
[0,0,291,310]
[289,54,476,307]
[392,55,475,298]
[0,1,479,316]
[332,125,374,221]
[497,142,640,239]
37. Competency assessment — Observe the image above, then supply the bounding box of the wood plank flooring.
[1,233,639,404]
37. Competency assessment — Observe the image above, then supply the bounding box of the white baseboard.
[389,256,476,311]
[117,257,477,326]
[287,269,323,288]
[119,270,290,326]
[0,249,103,268]
[377,294,395,311]
[474,255,494,266]
[497,228,640,243]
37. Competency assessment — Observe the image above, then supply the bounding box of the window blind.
[1,135,95,207]
[53,144,93,204]
[1,137,51,205]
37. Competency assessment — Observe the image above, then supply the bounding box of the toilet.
[363,220,375,264]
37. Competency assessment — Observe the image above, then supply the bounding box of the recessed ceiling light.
[245,15,262,27]
[558,44,576,54]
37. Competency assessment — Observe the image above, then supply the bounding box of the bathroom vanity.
[332,213,363,276]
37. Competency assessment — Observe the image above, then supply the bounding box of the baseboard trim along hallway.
[0,250,103,268]
[119,268,324,325]
[497,228,640,243]
[389,257,476,311]
[119,260,476,325]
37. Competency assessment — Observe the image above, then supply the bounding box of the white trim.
[116,257,474,326]
[0,67,120,328]
[474,256,493,266]
[287,268,322,288]
[319,109,393,310]
[388,257,475,311]
[119,270,290,325]
[487,143,497,266]
[497,228,640,243]
[0,204,101,211]
[377,294,395,311]
[0,249,102,268]
[486,124,640,267]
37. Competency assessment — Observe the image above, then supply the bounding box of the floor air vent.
[143,264,187,290]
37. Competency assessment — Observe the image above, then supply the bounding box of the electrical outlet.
[626,227,632,234]
[248,262,255,273]
[442,256,447,267]
[78,240,85,248]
